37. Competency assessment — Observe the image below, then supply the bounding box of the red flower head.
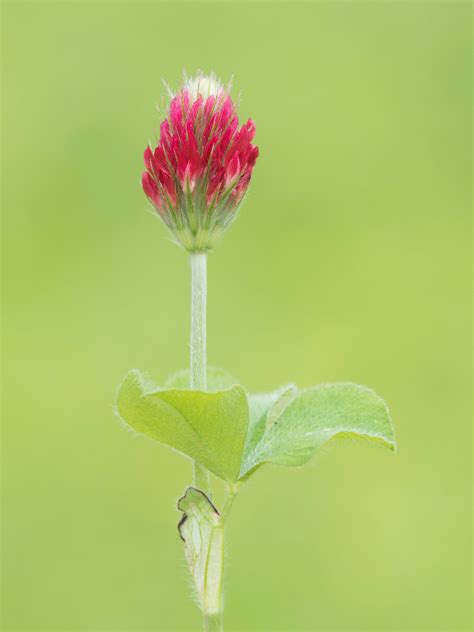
[142,72,259,251]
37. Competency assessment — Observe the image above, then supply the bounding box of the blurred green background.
[1,1,471,631]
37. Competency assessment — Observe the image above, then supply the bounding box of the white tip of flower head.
[182,70,232,100]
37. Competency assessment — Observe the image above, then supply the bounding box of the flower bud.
[142,71,259,252]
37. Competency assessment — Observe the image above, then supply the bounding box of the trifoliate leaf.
[116,369,248,481]
[178,487,223,615]
[117,369,394,483]
[240,382,395,477]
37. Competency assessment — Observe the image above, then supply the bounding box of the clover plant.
[116,71,395,631]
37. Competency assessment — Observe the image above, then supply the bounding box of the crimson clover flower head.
[142,71,259,252]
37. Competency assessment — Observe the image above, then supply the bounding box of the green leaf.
[240,382,395,477]
[116,369,248,481]
[117,369,395,483]
[178,487,223,615]
[240,385,297,477]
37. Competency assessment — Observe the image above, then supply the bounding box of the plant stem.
[221,482,239,522]
[190,252,211,495]
[190,254,238,631]
[201,484,239,632]
[204,613,222,632]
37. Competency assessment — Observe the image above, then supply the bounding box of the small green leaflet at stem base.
[116,368,395,483]
[178,487,223,616]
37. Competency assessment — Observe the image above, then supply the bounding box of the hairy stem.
[204,612,223,632]
[190,254,236,631]
[190,252,211,494]
[202,484,239,632]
